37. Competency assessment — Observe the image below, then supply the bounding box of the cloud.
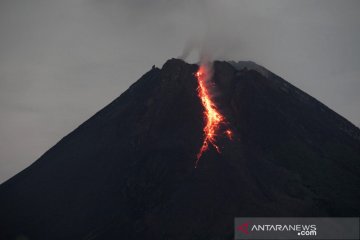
[0,0,359,183]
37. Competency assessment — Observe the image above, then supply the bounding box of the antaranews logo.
[234,217,359,240]
[236,222,250,235]
[236,222,316,236]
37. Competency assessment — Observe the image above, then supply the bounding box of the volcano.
[0,59,359,240]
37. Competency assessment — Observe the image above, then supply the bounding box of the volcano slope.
[0,59,359,240]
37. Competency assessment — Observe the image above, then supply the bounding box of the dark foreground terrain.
[0,59,359,240]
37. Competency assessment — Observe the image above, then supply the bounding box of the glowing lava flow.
[195,64,232,167]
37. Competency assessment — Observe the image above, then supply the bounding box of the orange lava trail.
[195,64,232,167]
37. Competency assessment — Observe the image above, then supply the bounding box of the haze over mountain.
[0,59,359,240]
[2,0,360,189]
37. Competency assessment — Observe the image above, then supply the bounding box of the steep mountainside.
[0,59,359,240]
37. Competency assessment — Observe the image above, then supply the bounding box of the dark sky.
[0,0,359,183]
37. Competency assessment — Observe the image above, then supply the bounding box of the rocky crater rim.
[159,58,269,76]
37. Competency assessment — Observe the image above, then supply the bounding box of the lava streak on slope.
[195,64,232,167]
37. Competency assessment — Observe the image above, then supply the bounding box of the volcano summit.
[0,59,359,240]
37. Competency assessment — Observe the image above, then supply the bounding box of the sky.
[0,0,359,183]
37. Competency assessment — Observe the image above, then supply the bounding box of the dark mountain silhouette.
[0,59,359,240]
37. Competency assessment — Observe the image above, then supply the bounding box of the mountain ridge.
[0,58,359,240]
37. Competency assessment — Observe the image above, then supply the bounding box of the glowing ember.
[195,64,232,167]
[225,129,233,140]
